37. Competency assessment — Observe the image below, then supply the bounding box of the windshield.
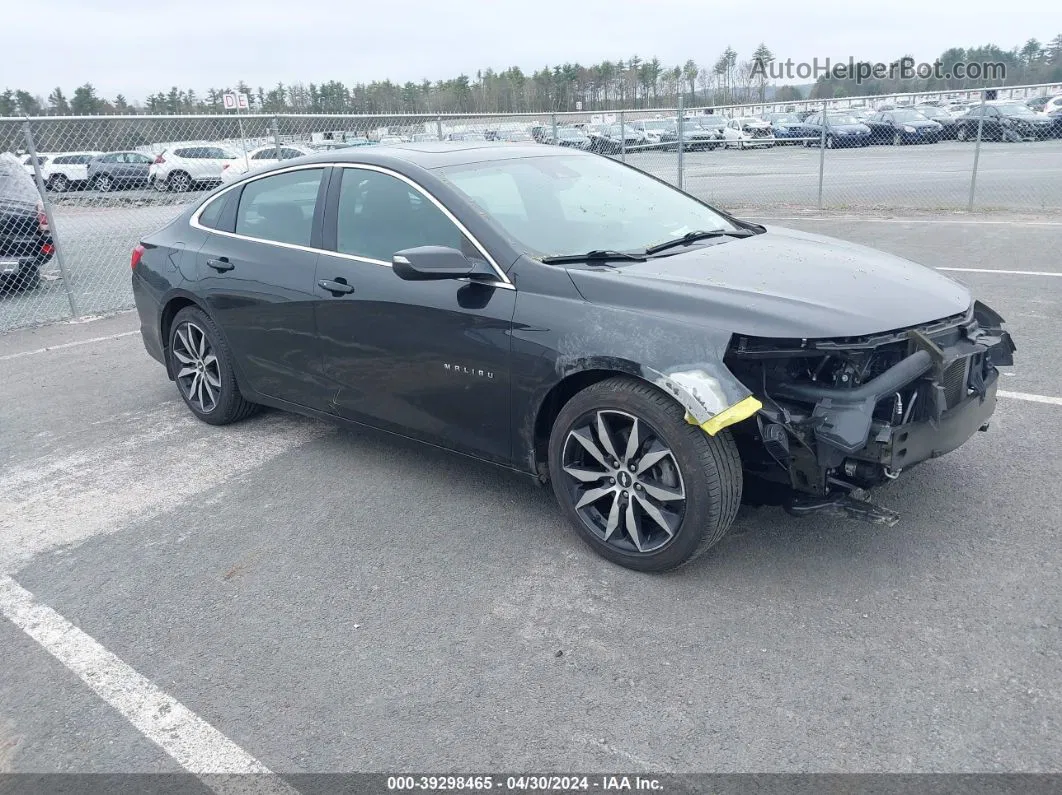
[437,153,736,257]
[994,103,1036,116]
[826,114,861,124]
[768,114,799,123]
[0,153,41,206]
[892,110,930,122]
[557,128,586,139]
[916,106,948,119]
[695,117,726,127]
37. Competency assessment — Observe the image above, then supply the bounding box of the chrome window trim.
[189,161,514,288]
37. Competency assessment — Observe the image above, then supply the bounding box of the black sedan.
[1,152,52,291]
[131,144,1016,572]
[913,104,961,139]
[865,109,944,145]
[954,102,1056,142]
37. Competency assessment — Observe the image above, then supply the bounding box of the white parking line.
[0,331,138,362]
[0,576,297,792]
[936,267,1062,277]
[999,390,1062,406]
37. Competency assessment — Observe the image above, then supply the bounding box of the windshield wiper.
[540,250,646,265]
[644,228,756,255]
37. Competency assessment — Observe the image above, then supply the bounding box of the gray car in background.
[87,151,155,192]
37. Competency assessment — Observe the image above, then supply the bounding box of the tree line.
[809,38,1062,98]
[2,36,1061,119]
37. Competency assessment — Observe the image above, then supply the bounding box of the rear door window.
[234,168,324,246]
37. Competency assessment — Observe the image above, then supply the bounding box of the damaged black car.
[130,143,1015,572]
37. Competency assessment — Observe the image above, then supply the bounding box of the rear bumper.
[132,270,166,367]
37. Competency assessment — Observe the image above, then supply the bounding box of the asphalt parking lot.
[1,213,1060,782]
[3,139,1061,333]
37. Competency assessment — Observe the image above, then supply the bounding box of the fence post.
[817,99,827,210]
[436,115,443,141]
[551,113,558,146]
[676,96,685,190]
[967,90,986,212]
[272,115,282,159]
[619,110,626,162]
[22,120,79,319]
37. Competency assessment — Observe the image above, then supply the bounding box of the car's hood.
[565,225,971,339]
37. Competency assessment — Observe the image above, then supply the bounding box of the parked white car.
[219,144,314,184]
[722,117,776,149]
[1042,94,1062,115]
[149,145,241,192]
[38,151,102,192]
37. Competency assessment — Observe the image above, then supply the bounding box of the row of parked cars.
[16,93,1062,196]
[17,139,374,194]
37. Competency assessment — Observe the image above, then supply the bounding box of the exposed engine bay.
[724,301,1016,517]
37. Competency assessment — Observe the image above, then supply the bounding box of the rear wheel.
[825,135,834,149]
[957,125,969,142]
[893,131,903,146]
[548,377,742,572]
[12,265,40,291]
[169,171,193,192]
[94,173,113,192]
[168,306,259,426]
[49,174,70,193]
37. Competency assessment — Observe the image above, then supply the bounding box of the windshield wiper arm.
[644,228,756,255]
[540,250,646,265]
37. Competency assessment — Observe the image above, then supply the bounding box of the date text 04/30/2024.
[386,775,665,791]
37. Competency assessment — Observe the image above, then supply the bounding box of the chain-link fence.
[2,81,1061,333]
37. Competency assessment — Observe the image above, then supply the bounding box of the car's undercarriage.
[724,302,1016,520]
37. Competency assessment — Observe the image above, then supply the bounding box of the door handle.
[318,278,355,296]
[207,257,233,272]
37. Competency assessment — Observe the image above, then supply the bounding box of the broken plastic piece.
[686,395,763,436]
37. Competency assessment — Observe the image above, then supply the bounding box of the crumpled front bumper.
[733,302,1016,495]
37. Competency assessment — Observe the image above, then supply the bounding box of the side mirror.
[392,246,475,281]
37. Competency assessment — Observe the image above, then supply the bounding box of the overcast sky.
[9,0,1059,100]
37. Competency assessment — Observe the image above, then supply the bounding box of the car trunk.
[0,202,42,257]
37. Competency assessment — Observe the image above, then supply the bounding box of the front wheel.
[94,174,113,192]
[168,306,259,426]
[49,174,70,192]
[548,377,743,572]
[893,131,903,146]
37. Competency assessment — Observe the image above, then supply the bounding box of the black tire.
[12,264,40,291]
[168,306,259,426]
[892,131,903,146]
[94,173,113,192]
[825,135,834,149]
[956,125,968,142]
[547,376,742,572]
[49,174,70,193]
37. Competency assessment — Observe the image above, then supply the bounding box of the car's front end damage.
[723,301,1016,522]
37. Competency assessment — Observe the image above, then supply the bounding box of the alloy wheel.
[172,321,221,413]
[560,409,686,555]
[171,172,192,192]
[51,175,69,192]
[96,174,112,192]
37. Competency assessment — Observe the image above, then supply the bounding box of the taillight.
[36,201,48,233]
[154,154,166,164]
[42,243,54,255]
[131,244,145,271]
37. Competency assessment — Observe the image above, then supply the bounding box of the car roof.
[293,141,574,170]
